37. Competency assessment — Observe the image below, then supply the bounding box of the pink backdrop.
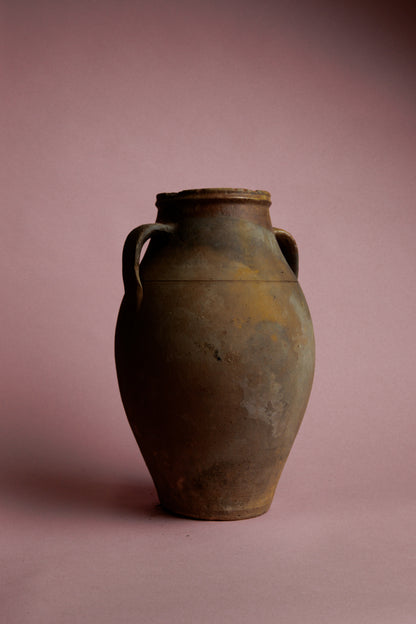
[2,1,415,622]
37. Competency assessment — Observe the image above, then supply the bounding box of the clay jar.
[115,188,315,520]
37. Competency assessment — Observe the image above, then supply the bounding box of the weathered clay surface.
[115,189,314,520]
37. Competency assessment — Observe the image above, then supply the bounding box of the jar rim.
[156,188,271,204]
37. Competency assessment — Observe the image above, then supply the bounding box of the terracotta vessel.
[115,188,314,520]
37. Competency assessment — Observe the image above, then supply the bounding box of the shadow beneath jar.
[1,464,169,520]
[0,395,173,521]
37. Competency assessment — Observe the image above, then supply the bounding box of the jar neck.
[155,188,273,230]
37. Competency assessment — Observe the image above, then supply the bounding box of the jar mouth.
[156,188,271,205]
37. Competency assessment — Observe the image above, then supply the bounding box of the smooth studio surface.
[1,1,415,622]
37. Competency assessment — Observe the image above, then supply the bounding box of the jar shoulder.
[140,217,297,282]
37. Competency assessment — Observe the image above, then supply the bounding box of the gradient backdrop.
[1,1,415,622]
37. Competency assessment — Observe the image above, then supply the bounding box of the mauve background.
[1,0,415,622]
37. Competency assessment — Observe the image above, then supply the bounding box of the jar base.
[159,501,272,521]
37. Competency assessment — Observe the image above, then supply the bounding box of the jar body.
[115,190,315,520]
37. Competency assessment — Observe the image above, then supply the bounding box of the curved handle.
[121,222,176,304]
[273,227,299,278]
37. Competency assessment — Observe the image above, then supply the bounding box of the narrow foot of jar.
[159,501,272,521]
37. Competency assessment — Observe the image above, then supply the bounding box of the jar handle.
[121,222,176,303]
[273,227,299,278]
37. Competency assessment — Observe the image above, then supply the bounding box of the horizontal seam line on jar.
[141,279,297,283]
